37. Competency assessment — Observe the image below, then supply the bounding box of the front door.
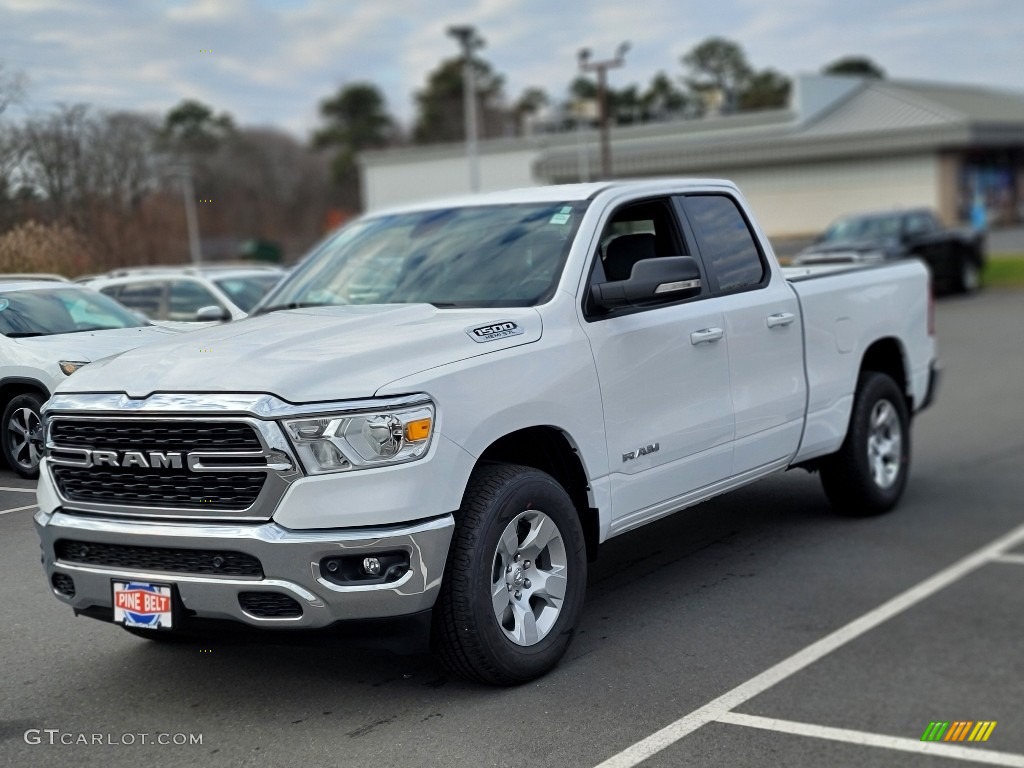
[580,197,735,532]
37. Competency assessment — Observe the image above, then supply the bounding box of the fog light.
[362,557,381,576]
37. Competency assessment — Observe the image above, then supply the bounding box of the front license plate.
[112,580,174,630]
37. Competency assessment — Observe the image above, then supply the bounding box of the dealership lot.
[1,290,1022,768]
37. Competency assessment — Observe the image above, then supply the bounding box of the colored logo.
[921,721,997,742]
[114,582,171,627]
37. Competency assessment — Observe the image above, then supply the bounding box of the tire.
[955,255,981,294]
[2,392,44,479]
[431,464,587,685]
[820,372,910,516]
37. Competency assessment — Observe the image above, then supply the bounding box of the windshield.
[823,213,902,243]
[0,287,147,337]
[260,201,587,311]
[213,274,282,312]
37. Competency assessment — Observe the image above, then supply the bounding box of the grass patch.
[985,255,1024,287]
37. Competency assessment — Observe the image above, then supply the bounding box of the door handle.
[690,327,724,345]
[766,312,795,328]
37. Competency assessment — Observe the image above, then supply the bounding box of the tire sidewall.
[2,392,44,478]
[846,374,910,509]
[460,469,587,681]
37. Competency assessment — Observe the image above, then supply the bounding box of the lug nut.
[514,590,522,600]
[514,553,521,562]
[524,579,531,589]
[506,565,512,574]
[523,560,531,570]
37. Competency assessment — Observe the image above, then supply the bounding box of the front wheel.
[432,464,587,685]
[820,372,910,516]
[2,393,44,479]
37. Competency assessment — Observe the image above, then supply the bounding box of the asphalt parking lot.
[1,289,1022,768]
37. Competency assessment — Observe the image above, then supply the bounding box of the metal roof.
[532,75,1024,181]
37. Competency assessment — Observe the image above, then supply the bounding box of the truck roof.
[368,178,740,217]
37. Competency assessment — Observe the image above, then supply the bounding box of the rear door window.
[680,195,766,293]
[111,281,166,319]
[168,280,223,321]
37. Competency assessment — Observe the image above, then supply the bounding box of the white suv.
[85,265,284,324]
[0,281,180,477]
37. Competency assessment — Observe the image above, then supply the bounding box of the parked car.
[34,180,937,684]
[85,265,284,324]
[792,208,984,294]
[1,273,70,282]
[0,281,180,477]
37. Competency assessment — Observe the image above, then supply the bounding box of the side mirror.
[591,256,702,310]
[195,305,231,322]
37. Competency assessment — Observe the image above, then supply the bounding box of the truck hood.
[58,304,543,402]
[14,325,180,362]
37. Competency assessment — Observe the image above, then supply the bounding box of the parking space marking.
[716,713,1024,767]
[0,504,37,516]
[593,521,1024,768]
[0,486,35,493]
[992,554,1024,566]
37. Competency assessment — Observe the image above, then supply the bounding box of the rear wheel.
[956,255,981,294]
[432,464,587,685]
[2,393,44,478]
[820,372,910,516]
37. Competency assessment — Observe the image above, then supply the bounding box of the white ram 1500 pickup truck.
[34,180,938,684]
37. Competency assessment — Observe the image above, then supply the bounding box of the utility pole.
[448,25,484,193]
[178,166,202,265]
[578,42,629,179]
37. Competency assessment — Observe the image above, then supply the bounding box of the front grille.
[51,466,265,510]
[56,539,264,578]
[50,420,261,453]
[239,592,302,618]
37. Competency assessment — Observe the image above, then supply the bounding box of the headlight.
[59,360,89,375]
[282,403,435,475]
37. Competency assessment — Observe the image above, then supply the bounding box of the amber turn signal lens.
[404,418,432,442]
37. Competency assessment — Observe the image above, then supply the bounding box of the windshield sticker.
[549,206,573,225]
[0,299,8,311]
[466,321,525,343]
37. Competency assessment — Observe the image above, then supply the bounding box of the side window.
[114,281,166,320]
[905,212,937,236]
[682,195,765,293]
[168,280,222,321]
[594,198,686,283]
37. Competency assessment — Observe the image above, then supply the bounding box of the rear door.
[580,196,735,529]
[677,193,806,475]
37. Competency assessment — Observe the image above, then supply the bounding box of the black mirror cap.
[591,256,702,310]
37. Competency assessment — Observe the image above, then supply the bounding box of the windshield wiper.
[5,331,47,338]
[255,301,336,316]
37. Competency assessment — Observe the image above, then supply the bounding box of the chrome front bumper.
[35,509,454,629]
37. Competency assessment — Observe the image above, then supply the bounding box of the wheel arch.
[0,377,50,411]
[474,426,599,562]
[859,337,911,409]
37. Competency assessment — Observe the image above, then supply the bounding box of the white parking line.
[0,486,35,493]
[717,713,1024,767]
[992,553,1024,566]
[0,504,37,516]
[593,521,1024,768]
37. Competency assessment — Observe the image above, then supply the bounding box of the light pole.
[578,42,629,179]
[447,25,484,193]
[165,161,202,265]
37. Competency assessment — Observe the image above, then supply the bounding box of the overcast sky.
[2,0,1022,138]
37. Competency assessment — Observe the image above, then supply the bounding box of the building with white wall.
[358,75,1024,237]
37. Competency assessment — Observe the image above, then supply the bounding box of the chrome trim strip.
[44,392,432,419]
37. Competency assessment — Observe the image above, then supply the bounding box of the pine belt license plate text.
[112,581,173,630]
